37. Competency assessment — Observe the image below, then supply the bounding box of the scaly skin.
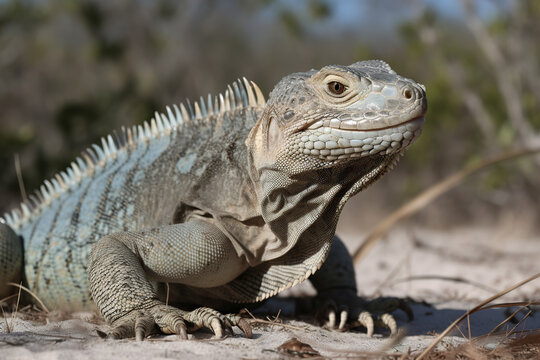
[0,60,427,339]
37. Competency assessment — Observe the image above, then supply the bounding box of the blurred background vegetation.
[1,0,539,233]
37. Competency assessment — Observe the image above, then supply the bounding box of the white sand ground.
[1,225,539,359]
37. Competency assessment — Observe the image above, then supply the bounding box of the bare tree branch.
[461,0,539,147]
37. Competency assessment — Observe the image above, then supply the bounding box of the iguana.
[0,60,427,340]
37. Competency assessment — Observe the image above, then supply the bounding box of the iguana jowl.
[0,61,427,340]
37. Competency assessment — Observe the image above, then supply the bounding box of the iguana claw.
[357,311,375,337]
[379,313,397,336]
[210,318,223,338]
[309,295,411,337]
[99,305,252,340]
[134,314,156,341]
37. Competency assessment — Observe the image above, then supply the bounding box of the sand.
[1,225,539,359]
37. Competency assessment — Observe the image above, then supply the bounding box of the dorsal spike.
[207,94,214,114]
[82,151,95,170]
[235,79,247,107]
[4,212,14,225]
[128,126,135,145]
[100,137,110,158]
[219,93,226,114]
[21,202,31,217]
[115,129,126,148]
[5,210,19,224]
[232,81,242,107]
[3,213,10,224]
[199,96,208,117]
[29,193,41,208]
[52,177,62,192]
[154,112,164,133]
[180,103,190,121]
[243,77,257,107]
[137,125,144,140]
[143,121,152,138]
[6,213,14,224]
[126,127,133,146]
[186,99,195,119]
[166,106,177,127]
[174,104,184,124]
[224,90,231,112]
[194,101,202,119]
[44,180,54,195]
[71,162,81,178]
[40,185,50,200]
[160,112,171,130]
[150,118,159,135]
[92,144,105,161]
[66,167,75,181]
[251,81,266,107]
[85,148,96,165]
[75,157,86,172]
[59,171,70,186]
[107,135,117,154]
[227,85,235,109]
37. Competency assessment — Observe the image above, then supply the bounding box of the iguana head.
[248,60,427,178]
[245,61,427,262]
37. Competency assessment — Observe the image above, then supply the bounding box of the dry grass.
[423,332,540,360]
[415,273,540,359]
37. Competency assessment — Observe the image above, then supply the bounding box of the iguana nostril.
[403,87,414,100]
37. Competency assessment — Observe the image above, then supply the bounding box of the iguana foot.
[306,293,413,337]
[99,304,252,340]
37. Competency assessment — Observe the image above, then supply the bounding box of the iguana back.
[1,79,265,309]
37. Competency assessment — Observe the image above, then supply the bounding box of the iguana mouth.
[296,116,424,161]
[306,114,425,131]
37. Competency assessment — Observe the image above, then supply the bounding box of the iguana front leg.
[306,236,413,336]
[88,219,251,340]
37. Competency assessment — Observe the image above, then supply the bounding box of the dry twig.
[353,146,540,264]
[416,272,540,360]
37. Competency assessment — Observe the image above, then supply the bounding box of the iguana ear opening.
[265,113,283,155]
[247,108,283,171]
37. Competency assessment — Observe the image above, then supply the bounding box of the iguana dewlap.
[0,61,427,339]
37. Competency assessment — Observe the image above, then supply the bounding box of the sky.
[331,0,511,24]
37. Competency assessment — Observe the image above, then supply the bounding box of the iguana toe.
[134,314,156,341]
[356,311,375,337]
[379,313,397,337]
[353,297,413,336]
[100,305,189,340]
[338,309,347,330]
[150,305,189,338]
[364,297,414,321]
[225,314,253,338]
[183,307,252,338]
[309,293,412,336]
[350,312,396,336]
[99,305,252,340]
[104,310,159,340]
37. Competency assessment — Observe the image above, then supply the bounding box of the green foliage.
[308,0,331,20]
[280,10,303,38]
[0,0,539,214]
[0,0,47,30]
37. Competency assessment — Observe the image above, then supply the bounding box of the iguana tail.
[0,222,23,299]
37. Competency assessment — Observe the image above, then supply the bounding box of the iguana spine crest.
[0,78,266,230]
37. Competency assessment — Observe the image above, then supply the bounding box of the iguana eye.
[328,81,346,95]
